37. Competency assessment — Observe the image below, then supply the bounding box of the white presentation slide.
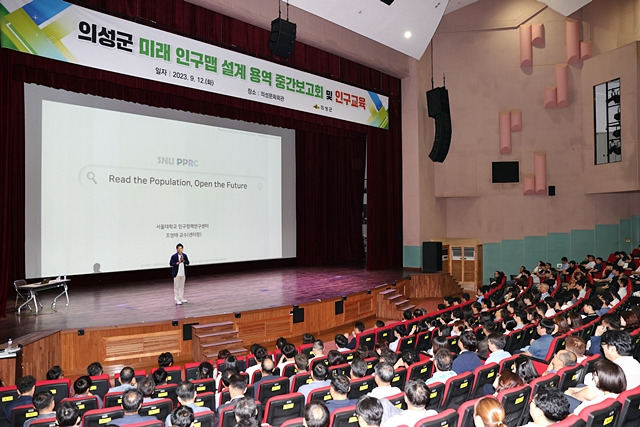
[24,85,296,277]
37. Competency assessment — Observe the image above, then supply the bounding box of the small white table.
[17,279,70,315]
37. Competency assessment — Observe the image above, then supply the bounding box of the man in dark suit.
[452,331,482,374]
[216,374,248,420]
[169,243,190,305]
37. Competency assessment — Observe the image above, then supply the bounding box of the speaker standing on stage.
[170,243,190,305]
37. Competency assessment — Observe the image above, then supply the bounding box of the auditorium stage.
[0,265,405,344]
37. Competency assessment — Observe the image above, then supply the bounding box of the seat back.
[60,395,99,416]
[390,368,407,391]
[26,418,57,427]
[415,408,459,427]
[496,384,531,427]
[120,421,163,427]
[256,378,290,405]
[329,363,351,378]
[82,407,125,427]
[386,392,406,410]
[299,344,315,359]
[364,358,379,376]
[399,335,416,352]
[282,363,298,378]
[192,378,216,394]
[10,404,37,427]
[192,410,215,427]
[415,330,434,353]
[506,329,525,354]
[617,387,640,427]
[439,372,474,410]
[308,386,332,404]
[115,370,147,386]
[471,363,499,399]
[152,366,183,385]
[548,415,586,427]
[262,392,305,427]
[376,326,394,344]
[35,378,71,406]
[355,331,376,351]
[578,354,601,384]
[0,386,19,419]
[538,335,567,363]
[280,417,304,427]
[498,354,520,374]
[529,374,559,401]
[457,398,482,427]
[88,375,110,400]
[447,336,460,354]
[347,376,376,400]
[193,391,216,412]
[291,373,312,392]
[407,360,433,383]
[139,398,173,421]
[557,364,584,392]
[329,405,358,427]
[103,392,124,408]
[153,383,178,406]
[577,398,621,427]
[425,382,445,411]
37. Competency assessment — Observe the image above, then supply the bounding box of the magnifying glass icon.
[87,172,97,184]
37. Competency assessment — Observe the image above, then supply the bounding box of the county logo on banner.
[0,0,390,129]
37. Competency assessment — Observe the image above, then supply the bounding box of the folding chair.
[407,359,433,383]
[291,373,312,392]
[35,378,71,405]
[470,363,499,399]
[425,382,445,411]
[13,279,36,311]
[255,378,290,409]
[415,408,459,427]
[88,375,110,401]
[82,407,124,427]
[60,395,99,416]
[391,367,407,391]
[439,372,474,410]
[557,364,584,392]
[193,391,216,412]
[192,410,215,427]
[457,398,482,427]
[329,405,358,427]
[262,392,305,427]
[10,405,37,427]
[577,398,621,427]
[347,376,376,400]
[496,384,531,427]
[139,398,173,421]
[308,386,332,404]
[616,386,640,427]
[329,363,351,378]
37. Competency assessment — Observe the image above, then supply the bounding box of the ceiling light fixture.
[404,31,412,39]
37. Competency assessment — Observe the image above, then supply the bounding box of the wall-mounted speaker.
[422,241,443,273]
[426,87,450,117]
[548,185,556,196]
[269,18,296,58]
[335,300,344,315]
[426,87,452,163]
[292,306,304,323]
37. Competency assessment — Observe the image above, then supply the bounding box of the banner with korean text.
[0,0,389,128]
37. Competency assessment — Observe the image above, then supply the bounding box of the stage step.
[204,347,248,360]
[192,321,236,333]
[192,321,245,361]
[375,278,417,320]
[195,330,240,345]
[385,293,402,301]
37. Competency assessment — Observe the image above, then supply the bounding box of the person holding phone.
[170,243,190,305]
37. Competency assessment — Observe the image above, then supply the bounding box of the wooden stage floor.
[0,265,405,344]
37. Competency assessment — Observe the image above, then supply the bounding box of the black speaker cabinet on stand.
[422,242,443,273]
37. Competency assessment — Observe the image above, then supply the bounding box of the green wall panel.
[403,246,421,269]
[483,243,502,282]
[619,218,632,253]
[547,233,570,266]
[595,224,619,259]
[570,230,595,261]
[501,240,523,277]
[524,236,547,270]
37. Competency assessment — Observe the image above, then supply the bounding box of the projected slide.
[25,85,296,277]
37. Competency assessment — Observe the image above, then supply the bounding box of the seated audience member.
[168,405,194,427]
[581,299,601,323]
[234,397,259,427]
[325,375,356,413]
[350,358,368,380]
[73,376,103,408]
[275,337,288,351]
[388,325,407,353]
[356,396,384,427]
[110,389,157,425]
[378,349,398,366]
[381,380,437,427]
[514,356,539,384]
[277,343,299,370]
[587,314,623,355]
[56,402,81,427]
[109,367,137,393]
[513,311,527,330]
[522,319,555,359]
[137,377,160,402]
[426,349,457,386]
[522,387,570,427]
[502,317,517,332]
[153,367,169,387]
[245,346,269,378]
[3,375,36,420]
[568,359,626,414]
[552,315,570,336]
[218,355,240,375]
[485,333,511,365]
[394,349,419,371]
[564,336,587,363]
[302,333,316,345]
[327,350,345,367]
[493,370,524,395]
[46,365,64,381]
[303,402,330,427]
[310,340,326,362]
[368,362,401,399]
[24,391,56,427]
[347,321,366,350]
[375,320,385,328]
[621,311,640,332]
[158,352,174,368]
[542,350,577,375]
[195,361,214,379]
[87,362,103,377]
[295,353,309,374]
[298,361,331,401]
[216,374,248,418]
[452,331,482,374]
[251,358,278,391]
[335,334,350,352]
[473,397,505,427]
[476,321,495,359]
[427,335,448,357]
[567,312,583,332]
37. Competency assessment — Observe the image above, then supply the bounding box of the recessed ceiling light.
[404,31,412,39]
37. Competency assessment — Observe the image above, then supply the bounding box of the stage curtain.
[0,0,402,318]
